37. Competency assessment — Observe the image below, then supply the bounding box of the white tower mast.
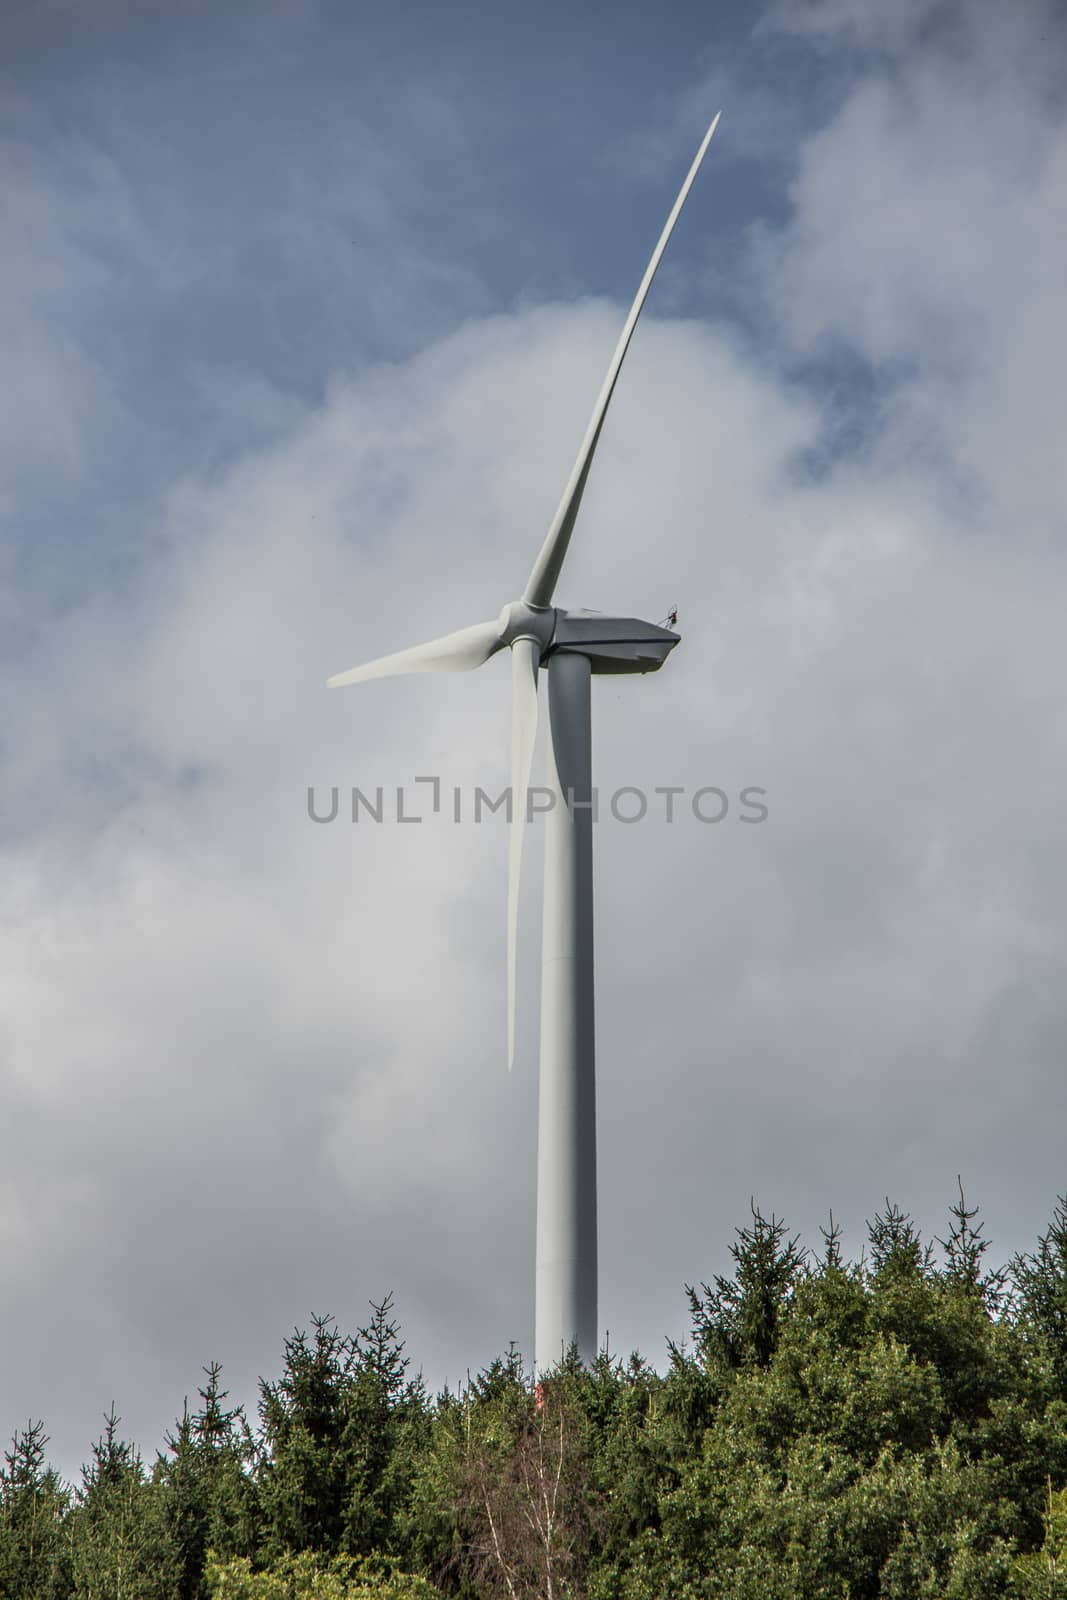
[537,650,596,1367]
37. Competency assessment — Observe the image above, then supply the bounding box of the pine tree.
[937,1177,1008,1311]
[686,1201,807,1370]
[341,1296,428,1561]
[1008,1476,1067,1598]
[256,1301,429,1569]
[258,1315,358,1558]
[159,1364,259,1600]
[0,1420,69,1600]
[866,1198,935,1284]
[9,1183,1067,1598]
[1012,1195,1067,1399]
[68,1406,167,1600]
[819,1209,845,1272]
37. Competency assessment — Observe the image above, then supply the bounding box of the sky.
[2,0,1066,1483]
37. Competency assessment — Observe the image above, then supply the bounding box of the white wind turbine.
[329,113,721,1373]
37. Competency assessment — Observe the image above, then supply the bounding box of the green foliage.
[340,1296,429,1562]
[0,1421,68,1600]
[574,1349,668,1558]
[416,1349,599,1600]
[6,1193,1067,1600]
[158,1364,260,1600]
[938,1178,1009,1311]
[624,1351,1014,1597]
[685,1202,807,1372]
[206,1550,436,1598]
[1012,1196,1067,1400]
[257,1299,427,1568]
[258,1314,360,1558]
[67,1406,170,1600]
[408,1346,533,1594]
[590,1196,1067,1600]
[1008,1479,1067,1598]
[867,1198,936,1284]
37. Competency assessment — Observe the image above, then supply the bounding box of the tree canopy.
[4,1188,1067,1599]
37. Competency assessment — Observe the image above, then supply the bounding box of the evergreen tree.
[1012,1196,1067,1399]
[1008,1477,1067,1598]
[867,1198,935,1285]
[341,1296,428,1562]
[938,1177,1008,1311]
[819,1209,846,1272]
[6,1184,1067,1598]
[68,1406,168,1600]
[0,1421,68,1600]
[657,1334,725,1460]
[257,1300,427,1568]
[258,1315,358,1558]
[159,1363,259,1600]
[685,1201,807,1370]
[866,1199,962,1396]
[562,1347,674,1596]
[605,1203,1054,1600]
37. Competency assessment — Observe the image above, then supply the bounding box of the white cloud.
[2,0,1067,1481]
[765,0,946,49]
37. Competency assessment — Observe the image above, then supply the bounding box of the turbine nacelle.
[549,609,679,675]
[496,598,681,673]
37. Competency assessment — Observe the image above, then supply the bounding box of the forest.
[3,1187,1067,1599]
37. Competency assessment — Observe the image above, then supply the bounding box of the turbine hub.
[498,599,556,652]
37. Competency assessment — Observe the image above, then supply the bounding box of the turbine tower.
[329,113,721,1373]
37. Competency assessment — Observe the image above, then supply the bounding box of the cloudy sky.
[2,0,1066,1481]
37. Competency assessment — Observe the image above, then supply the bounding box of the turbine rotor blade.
[507,637,540,1071]
[327,619,504,687]
[523,110,722,610]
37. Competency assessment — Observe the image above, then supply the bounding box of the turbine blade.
[327,619,504,687]
[523,110,722,610]
[507,637,540,1071]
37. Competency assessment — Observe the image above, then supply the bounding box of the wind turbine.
[329,112,721,1373]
